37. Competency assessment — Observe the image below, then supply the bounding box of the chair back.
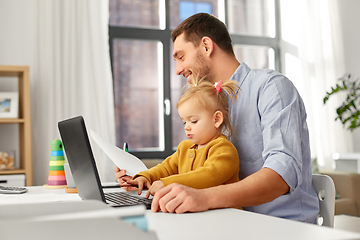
[312,174,336,227]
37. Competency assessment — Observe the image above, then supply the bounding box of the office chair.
[312,174,336,227]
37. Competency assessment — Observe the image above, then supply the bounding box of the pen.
[123,142,128,152]
[122,143,130,178]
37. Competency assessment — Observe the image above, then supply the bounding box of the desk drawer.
[0,174,25,187]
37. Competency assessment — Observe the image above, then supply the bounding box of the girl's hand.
[126,176,151,195]
[115,167,138,191]
[146,180,165,198]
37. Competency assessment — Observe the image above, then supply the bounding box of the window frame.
[109,0,282,159]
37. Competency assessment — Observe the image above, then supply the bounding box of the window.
[109,0,280,159]
[112,39,163,151]
[178,2,212,23]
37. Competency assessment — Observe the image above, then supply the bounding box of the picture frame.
[0,92,19,118]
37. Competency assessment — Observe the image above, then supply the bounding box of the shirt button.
[189,153,194,158]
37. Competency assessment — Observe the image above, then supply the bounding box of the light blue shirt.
[229,63,319,223]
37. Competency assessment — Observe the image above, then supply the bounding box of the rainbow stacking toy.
[44,139,67,189]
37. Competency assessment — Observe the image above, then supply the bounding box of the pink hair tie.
[214,80,222,92]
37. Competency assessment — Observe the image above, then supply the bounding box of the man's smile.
[184,72,192,83]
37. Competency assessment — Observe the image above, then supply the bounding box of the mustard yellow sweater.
[134,135,239,189]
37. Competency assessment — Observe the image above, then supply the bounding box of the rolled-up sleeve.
[259,73,304,193]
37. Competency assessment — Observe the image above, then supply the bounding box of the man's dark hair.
[171,13,234,56]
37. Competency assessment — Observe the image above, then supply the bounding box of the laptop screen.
[58,116,106,203]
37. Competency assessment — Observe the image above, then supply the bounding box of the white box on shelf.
[0,174,25,187]
[333,153,360,173]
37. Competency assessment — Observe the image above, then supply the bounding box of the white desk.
[1,186,360,240]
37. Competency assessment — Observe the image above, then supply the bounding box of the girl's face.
[177,98,220,149]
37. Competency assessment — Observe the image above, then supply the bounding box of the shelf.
[0,118,25,124]
[0,169,26,175]
[0,65,29,77]
[0,65,32,186]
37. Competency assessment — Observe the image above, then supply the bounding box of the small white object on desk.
[0,185,28,194]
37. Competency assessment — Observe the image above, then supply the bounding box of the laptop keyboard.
[105,192,152,209]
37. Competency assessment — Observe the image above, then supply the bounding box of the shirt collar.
[231,62,251,87]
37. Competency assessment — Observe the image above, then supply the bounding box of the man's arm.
[208,168,289,208]
[151,168,289,213]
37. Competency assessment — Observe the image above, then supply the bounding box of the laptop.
[58,116,152,209]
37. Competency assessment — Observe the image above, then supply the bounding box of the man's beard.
[193,50,210,80]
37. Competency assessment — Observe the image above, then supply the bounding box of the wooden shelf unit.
[0,65,33,186]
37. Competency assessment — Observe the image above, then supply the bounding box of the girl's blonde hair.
[176,76,240,137]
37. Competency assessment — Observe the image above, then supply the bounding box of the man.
[116,13,319,223]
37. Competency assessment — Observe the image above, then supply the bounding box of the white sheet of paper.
[90,129,147,177]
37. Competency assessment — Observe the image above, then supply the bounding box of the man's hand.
[151,183,211,214]
[146,180,165,198]
[151,168,290,214]
[114,166,137,191]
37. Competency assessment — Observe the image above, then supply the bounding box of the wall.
[1,0,360,185]
[0,1,36,65]
[337,0,360,152]
[0,1,37,182]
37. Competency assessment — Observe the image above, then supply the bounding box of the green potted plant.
[324,74,360,131]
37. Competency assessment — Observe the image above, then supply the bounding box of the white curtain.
[31,0,116,185]
[280,0,353,170]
